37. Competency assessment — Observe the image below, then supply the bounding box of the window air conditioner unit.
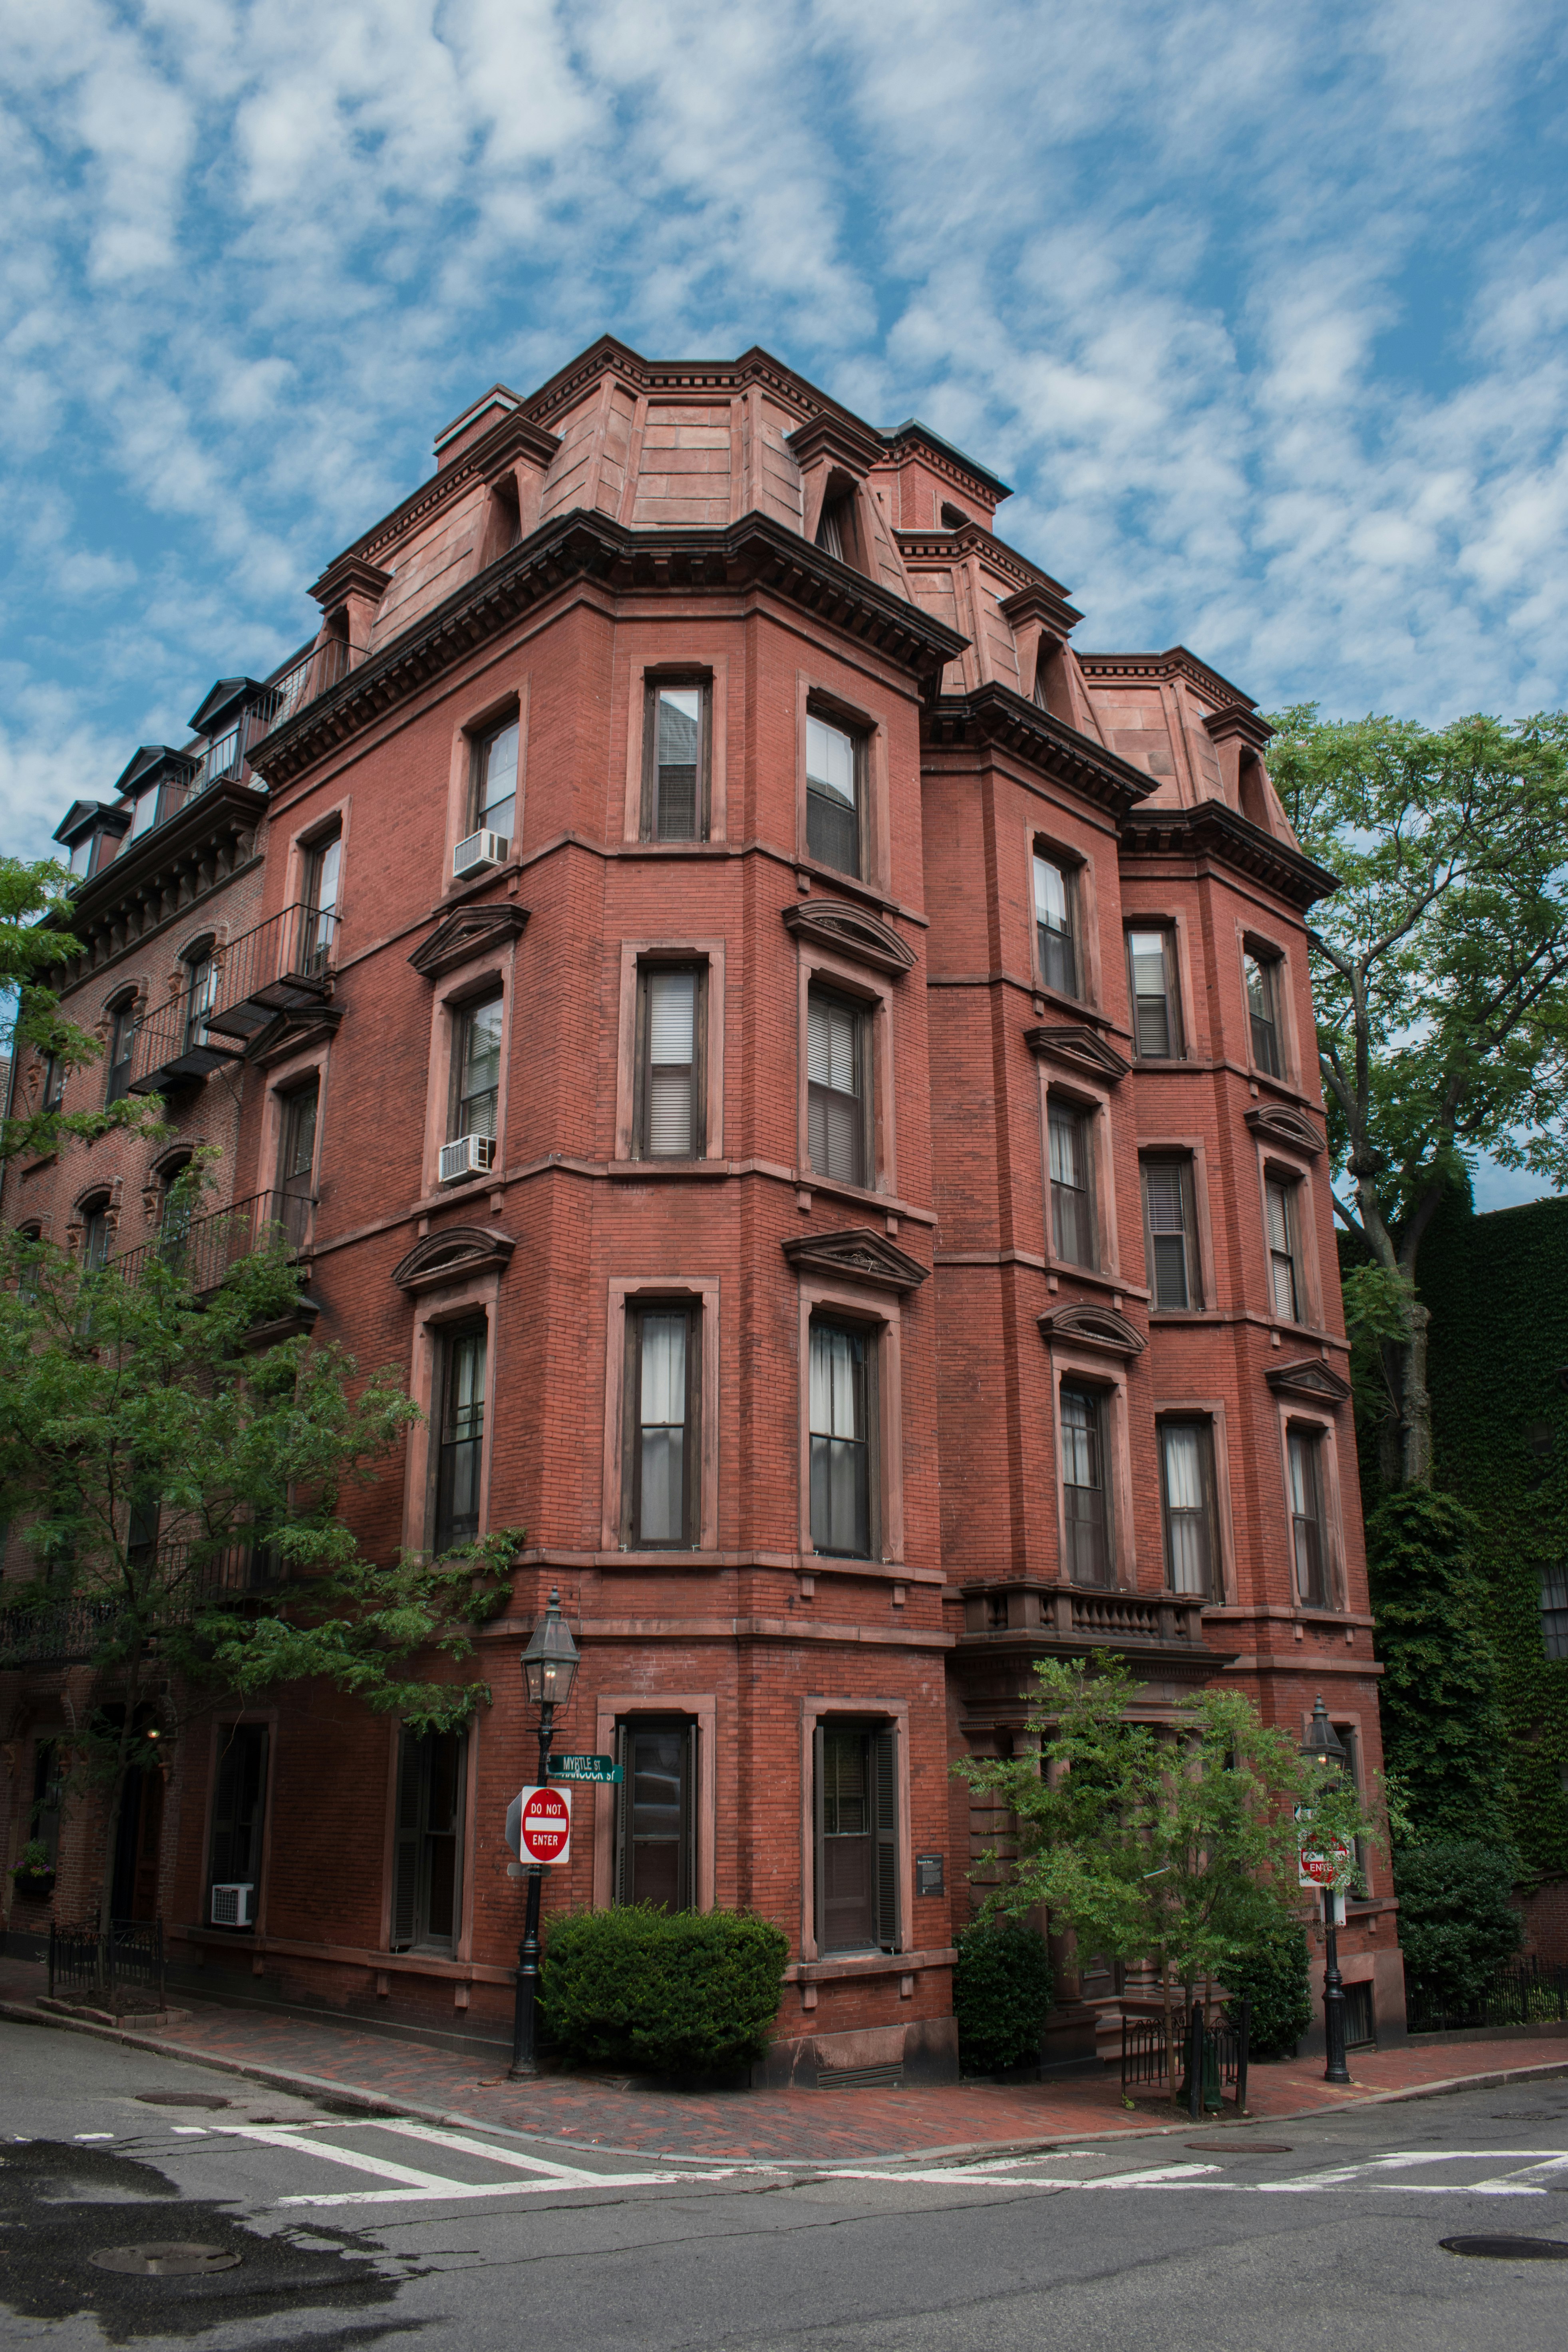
[439,1134,496,1184]
[210,1882,254,1928]
[453,829,510,880]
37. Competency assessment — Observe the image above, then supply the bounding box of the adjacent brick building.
[2,338,1401,2072]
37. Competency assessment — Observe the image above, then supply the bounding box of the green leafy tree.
[1268,708,1568,1489]
[1395,1841,1523,2015]
[0,854,165,1161]
[0,1172,517,1951]
[958,1657,1374,2097]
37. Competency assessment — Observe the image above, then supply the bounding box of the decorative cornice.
[896,528,1068,604]
[478,412,563,485]
[1244,1103,1326,1158]
[112,743,195,797]
[1025,1025,1129,1083]
[998,580,1085,638]
[1037,1302,1147,1357]
[392,1224,517,1294]
[925,683,1154,816]
[1265,1358,1352,1404]
[878,419,1011,503]
[188,679,263,736]
[787,411,885,477]
[44,782,267,969]
[244,1002,344,1068]
[251,512,970,789]
[54,800,129,848]
[409,902,531,981]
[1204,703,1274,752]
[1077,645,1255,710]
[781,1226,930,1294]
[1118,801,1339,911]
[781,900,916,977]
[309,554,393,614]
[516,336,839,437]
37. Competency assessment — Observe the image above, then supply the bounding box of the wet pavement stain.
[0,2139,428,2343]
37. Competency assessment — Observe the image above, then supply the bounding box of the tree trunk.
[1399,1295,1433,1487]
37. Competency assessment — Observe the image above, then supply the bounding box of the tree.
[1268,709,1568,1489]
[0,854,165,1162]
[958,1657,1373,2097]
[0,1172,517,1951]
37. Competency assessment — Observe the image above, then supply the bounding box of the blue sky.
[3,0,1566,1207]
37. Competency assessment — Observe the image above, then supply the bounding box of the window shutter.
[872,1727,899,1953]
[613,1720,630,1905]
[390,1733,424,1952]
[683,1720,699,1911]
[812,1722,827,1951]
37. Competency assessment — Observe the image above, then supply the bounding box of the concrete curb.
[6,1994,1568,2171]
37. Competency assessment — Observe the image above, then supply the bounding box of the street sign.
[1299,1837,1352,1889]
[505,1784,572,1866]
[547,1754,624,1784]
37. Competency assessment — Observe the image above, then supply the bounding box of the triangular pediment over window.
[392,1225,516,1293]
[1024,1025,1130,1083]
[1265,1357,1351,1404]
[409,903,529,981]
[781,1226,929,1293]
[1037,1302,1147,1357]
[1244,1103,1326,1158]
[781,901,916,977]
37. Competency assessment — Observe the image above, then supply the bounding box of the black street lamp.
[509,1588,579,2080]
[1300,1693,1351,2086]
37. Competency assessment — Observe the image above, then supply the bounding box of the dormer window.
[127,791,159,842]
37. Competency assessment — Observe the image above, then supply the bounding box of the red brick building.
[2,339,1400,2073]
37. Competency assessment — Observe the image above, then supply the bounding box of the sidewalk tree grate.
[1440,2237,1568,2261]
[89,2243,242,2276]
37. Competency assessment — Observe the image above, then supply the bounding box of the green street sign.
[548,1754,623,1784]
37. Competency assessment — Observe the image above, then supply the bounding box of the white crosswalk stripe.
[213,2119,746,2209]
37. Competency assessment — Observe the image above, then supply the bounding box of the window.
[470,715,519,843]
[300,834,341,974]
[1160,1421,1216,1597]
[806,712,861,877]
[1127,929,1182,1057]
[810,1319,874,1557]
[30,1739,63,1867]
[451,996,502,1145]
[816,493,858,566]
[1061,1384,1110,1584]
[643,682,707,842]
[807,987,870,1188]
[1245,950,1282,1076]
[277,1080,318,1248]
[434,1324,486,1552]
[104,998,137,1106]
[127,791,158,843]
[16,1226,42,1304]
[814,1721,898,1954]
[390,1728,465,1954]
[68,831,94,877]
[635,965,704,1158]
[614,1718,696,1909]
[1034,854,1079,997]
[1143,1156,1197,1309]
[207,1723,268,1924]
[1266,1178,1302,1321]
[1049,1102,1095,1268]
[156,1158,192,1270]
[184,952,217,1053]
[1288,1426,1330,1606]
[624,1304,699,1548]
[40,1052,65,1115]
[1541,1566,1568,1660]
[80,1200,111,1273]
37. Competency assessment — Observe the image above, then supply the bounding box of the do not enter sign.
[505,1784,572,1867]
[1300,1838,1351,1888]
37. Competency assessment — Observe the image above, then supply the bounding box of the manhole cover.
[135,2094,231,2110]
[1440,2236,1568,2261]
[1186,2141,1292,2154]
[90,2243,242,2277]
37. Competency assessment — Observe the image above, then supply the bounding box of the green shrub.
[954,1919,1053,2074]
[540,1905,789,2076]
[1395,1839,1523,2010]
[1224,1922,1312,2059]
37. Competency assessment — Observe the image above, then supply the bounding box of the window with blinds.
[643,682,707,842]
[471,715,519,841]
[389,1729,465,1954]
[1160,1420,1216,1596]
[1143,1156,1197,1309]
[815,1721,898,1954]
[1049,1102,1095,1267]
[435,1324,485,1552]
[806,711,861,876]
[1266,1178,1301,1321]
[1245,950,1282,1076]
[636,965,704,1158]
[1127,928,1181,1057]
[1034,853,1079,997]
[452,996,503,1142]
[1061,1384,1111,1584]
[614,1718,696,1909]
[807,988,869,1188]
[1288,1427,1329,1605]
[625,1304,698,1548]
[809,1319,873,1557]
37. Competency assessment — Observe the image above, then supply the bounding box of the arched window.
[183,944,218,1052]
[79,1196,112,1273]
[104,995,138,1105]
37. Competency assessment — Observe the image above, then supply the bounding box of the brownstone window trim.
[795,671,889,895]
[601,1278,721,1553]
[1049,1355,1136,1590]
[1040,1076,1118,1279]
[444,678,529,881]
[465,701,522,837]
[103,988,139,1107]
[797,1695,913,1965]
[1152,1393,1236,1602]
[1125,922,1185,1059]
[198,1709,277,1940]
[1141,1150,1201,1310]
[1156,1415,1220,1599]
[812,1716,900,1956]
[1241,930,1291,1081]
[445,984,505,1152]
[403,1283,502,1557]
[612,1714,699,1909]
[376,1713,481,1964]
[433,1319,487,1555]
[622,655,728,846]
[1276,1404,1347,1611]
[640,672,713,844]
[1047,1092,1099,1272]
[389,1721,469,1957]
[1258,1147,1320,1328]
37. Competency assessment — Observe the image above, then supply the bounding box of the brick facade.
[2,338,1401,2069]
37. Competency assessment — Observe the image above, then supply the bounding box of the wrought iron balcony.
[114,1188,314,1294]
[254,637,353,734]
[129,903,336,1092]
[0,1538,275,1666]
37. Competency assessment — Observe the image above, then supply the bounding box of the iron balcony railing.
[0,1538,280,1666]
[114,1187,314,1294]
[129,903,337,1093]
[255,637,354,735]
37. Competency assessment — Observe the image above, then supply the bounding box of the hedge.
[953,1919,1053,2075]
[540,1905,789,2076]
[1394,1839,1524,2011]
[1223,1922,1312,2060]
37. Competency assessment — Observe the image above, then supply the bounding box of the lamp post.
[1300,1693,1351,2086]
[509,1588,579,2080]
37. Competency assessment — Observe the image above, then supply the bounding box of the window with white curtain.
[637,966,703,1158]
[1049,1102,1095,1267]
[1288,1426,1330,1605]
[1033,854,1079,997]
[810,1319,873,1557]
[1060,1384,1111,1584]
[626,1305,698,1548]
[1160,1421,1216,1597]
[806,713,861,876]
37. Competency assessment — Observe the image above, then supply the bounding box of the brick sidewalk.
[4,1955,1565,2163]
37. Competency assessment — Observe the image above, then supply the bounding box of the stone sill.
[785,1946,957,1986]
[173,1925,513,1986]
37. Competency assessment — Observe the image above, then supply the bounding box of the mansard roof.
[926,682,1155,817]
[1119,799,1339,910]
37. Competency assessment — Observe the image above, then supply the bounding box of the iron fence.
[48,1919,165,2010]
[1121,1997,1251,2117]
[114,1188,313,1293]
[1407,1955,1568,2036]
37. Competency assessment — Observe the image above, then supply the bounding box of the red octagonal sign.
[506,1784,572,1866]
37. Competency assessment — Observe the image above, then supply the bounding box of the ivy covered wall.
[1418,1191,1568,1881]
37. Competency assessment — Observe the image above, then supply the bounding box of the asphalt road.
[4,2018,1568,2352]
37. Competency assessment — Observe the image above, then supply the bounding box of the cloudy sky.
[3,0,1565,1193]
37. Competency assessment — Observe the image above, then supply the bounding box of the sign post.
[1296,1804,1353,2084]
[506,1784,574,1866]
[547,1754,623,1785]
